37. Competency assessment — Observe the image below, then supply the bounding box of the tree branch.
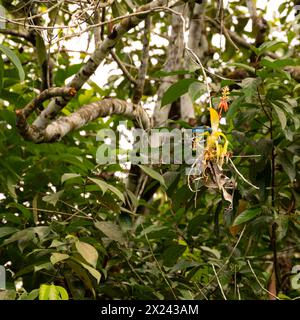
[93,6,101,46]
[0,28,36,44]
[206,16,251,49]
[19,87,77,119]
[206,16,278,59]
[132,16,151,104]
[152,4,185,127]
[15,87,77,137]
[32,0,175,130]
[110,50,137,85]
[0,11,53,91]
[17,98,150,143]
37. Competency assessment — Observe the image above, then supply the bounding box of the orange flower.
[218,99,229,112]
[218,86,230,118]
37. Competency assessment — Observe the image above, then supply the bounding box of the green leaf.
[277,150,295,182]
[39,284,68,300]
[94,220,125,243]
[7,176,17,199]
[0,54,3,92]
[50,253,70,265]
[188,82,206,102]
[89,177,108,193]
[275,215,289,241]
[75,240,98,268]
[42,190,64,206]
[200,246,221,259]
[278,2,287,13]
[19,289,40,300]
[126,189,139,208]
[89,177,125,202]
[161,78,199,107]
[124,0,135,10]
[106,184,125,203]
[294,83,300,93]
[76,261,101,283]
[35,34,47,66]
[56,286,69,300]
[232,208,261,226]
[162,244,187,267]
[272,103,287,130]
[48,284,59,300]
[65,260,95,297]
[138,165,166,188]
[33,226,51,242]
[0,227,19,239]
[228,63,255,73]
[0,44,25,81]
[1,228,35,247]
[139,225,169,237]
[261,57,299,69]
[256,40,286,57]
[61,173,81,183]
[34,262,52,273]
[6,203,32,220]
[39,284,51,300]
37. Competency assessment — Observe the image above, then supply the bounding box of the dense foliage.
[0,0,299,300]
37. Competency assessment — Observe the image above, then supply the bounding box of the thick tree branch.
[129,16,151,196]
[17,98,150,143]
[0,28,36,44]
[32,0,176,130]
[15,87,77,137]
[153,4,185,127]
[19,87,77,119]
[181,3,207,124]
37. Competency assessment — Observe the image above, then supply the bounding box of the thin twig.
[141,223,177,299]
[110,50,137,85]
[211,263,227,300]
[228,158,259,190]
[247,260,281,300]
[231,155,261,158]
[27,207,93,220]
[222,23,240,51]
[0,4,176,32]
[194,282,209,300]
[202,226,246,294]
